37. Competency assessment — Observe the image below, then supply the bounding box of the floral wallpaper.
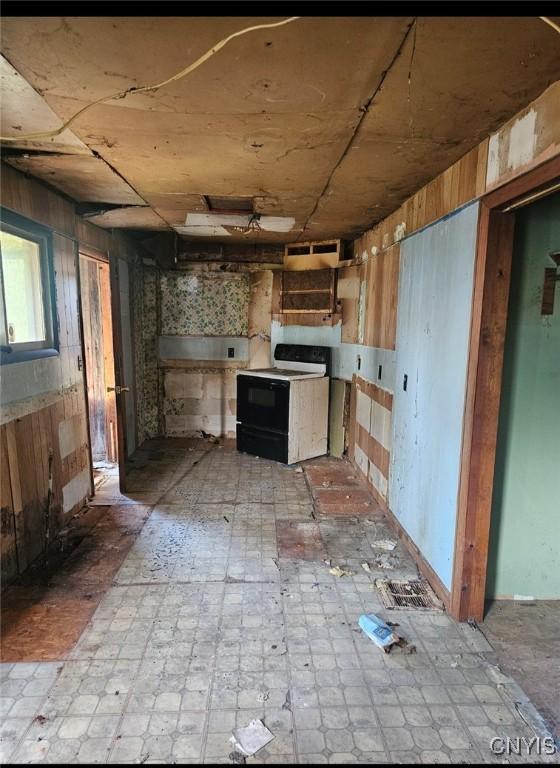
[131,259,145,445]
[160,272,249,337]
[142,268,161,439]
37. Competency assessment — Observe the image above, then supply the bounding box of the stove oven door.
[237,375,289,432]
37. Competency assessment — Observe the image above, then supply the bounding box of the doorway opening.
[486,190,559,602]
[79,250,119,492]
[451,156,560,623]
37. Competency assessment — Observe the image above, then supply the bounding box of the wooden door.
[116,258,137,457]
[79,253,118,464]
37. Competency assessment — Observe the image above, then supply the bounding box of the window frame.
[0,207,59,365]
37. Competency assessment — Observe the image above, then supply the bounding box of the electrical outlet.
[228,347,235,358]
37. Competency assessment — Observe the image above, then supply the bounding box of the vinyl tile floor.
[1,440,557,764]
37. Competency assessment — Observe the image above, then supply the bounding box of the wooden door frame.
[74,241,96,500]
[451,155,560,622]
[107,251,128,493]
[78,243,127,493]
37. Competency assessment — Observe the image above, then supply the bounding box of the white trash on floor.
[372,538,397,550]
[230,719,274,756]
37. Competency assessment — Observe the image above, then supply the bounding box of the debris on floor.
[373,552,398,569]
[361,561,372,573]
[329,564,355,577]
[372,538,397,550]
[256,690,270,702]
[358,612,403,652]
[294,467,304,473]
[229,718,274,756]
[199,430,220,443]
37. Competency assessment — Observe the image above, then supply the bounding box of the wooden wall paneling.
[68,242,81,350]
[0,426,18,582]
[31,411,48,505]
[339,265,361,343]
[271,272,282,315]
[49,398,65,521]
[347,375,357,464]
[53,235,69,353]
[357,376,393,411]
[5,421,25,572]
[75,219,111,254]
[14,414,44,566]
[363,256,375,348]
[387,244,400,349]
[475,139,489,197]
[38,408,53,507]
[373,252,384,347]
[369,251,380,348]
[366,430,390,478]
[363,245,399,350]
[0,163,76,236]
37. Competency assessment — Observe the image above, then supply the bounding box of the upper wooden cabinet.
[281,268,336,313]
[284,239,341,270]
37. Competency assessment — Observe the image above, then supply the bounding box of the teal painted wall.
[487,192,560,599]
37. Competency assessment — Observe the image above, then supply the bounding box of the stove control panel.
[274,344,331,373]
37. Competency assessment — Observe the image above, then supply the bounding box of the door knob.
[107,385,130,394]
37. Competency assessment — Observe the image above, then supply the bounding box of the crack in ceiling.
[1,17,559,242]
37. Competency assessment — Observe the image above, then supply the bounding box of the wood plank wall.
[0,164,139,587]
[348,375,393,508]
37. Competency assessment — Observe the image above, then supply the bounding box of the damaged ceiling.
[1,16,560,243]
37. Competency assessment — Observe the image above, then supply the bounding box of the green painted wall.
[487,192,560,599]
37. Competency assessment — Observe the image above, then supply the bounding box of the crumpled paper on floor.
[372,539,397,551]
[229,719,274,756]
[329,565,355,577]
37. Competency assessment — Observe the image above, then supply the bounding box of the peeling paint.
[357,281,366,345]
[394,222,406,242]
[59,414,86,460]
[507,108,537,171]
[62,468,90,514]
[486,131,500,187]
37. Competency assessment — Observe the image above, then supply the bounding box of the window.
[0,209,58,364]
